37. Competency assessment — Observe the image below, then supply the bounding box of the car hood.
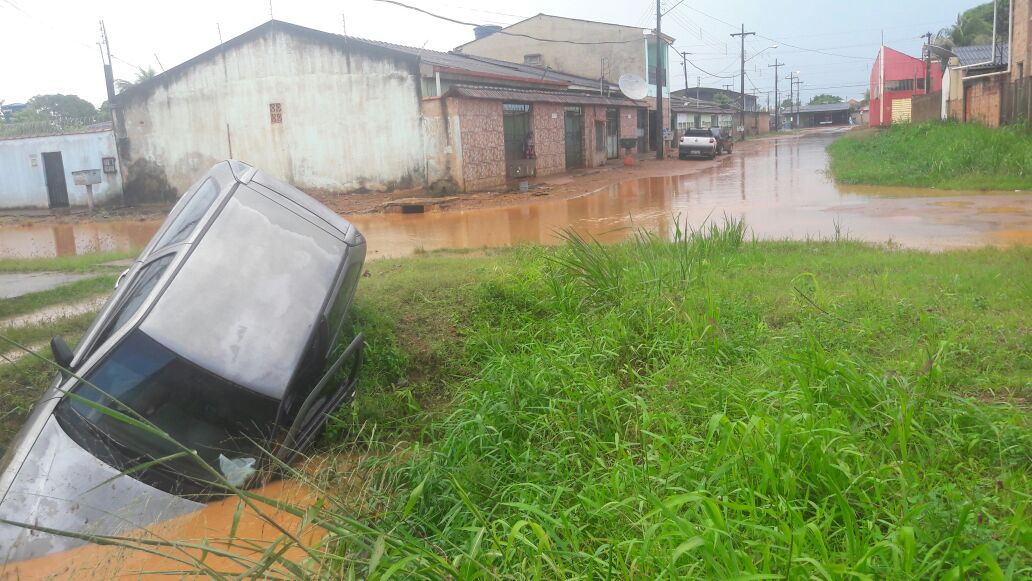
[0,416,203,562]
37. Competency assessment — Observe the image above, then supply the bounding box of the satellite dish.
[618,74,648,100]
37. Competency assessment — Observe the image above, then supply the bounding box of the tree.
[781,98,796,110]
[116,66,158,94]
[12,94,97,122]
[714,93,733,109]
[809,94,844,105]
[935,0,1009,48]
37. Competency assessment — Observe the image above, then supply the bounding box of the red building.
[870,46,943,126]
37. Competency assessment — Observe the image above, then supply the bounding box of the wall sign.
[102,157,117,174]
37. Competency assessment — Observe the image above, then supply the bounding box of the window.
[595,121,606,152]
[153,178,220,250]
[56,330,278,494]
[269,102,282,124]
[1018,62,1024,78]
[94,255,174,349]
[885,79,914,92]
[523,53,543,66]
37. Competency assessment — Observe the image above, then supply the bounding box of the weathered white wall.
[0,130,122,209]
[459,16,647,86]
[120,28,425,196]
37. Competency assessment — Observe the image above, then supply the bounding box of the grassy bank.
[828,122,1032,191]
[318,228,1030,578]
[2,234,1030,577]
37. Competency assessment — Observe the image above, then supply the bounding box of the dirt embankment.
[1,141,772,227]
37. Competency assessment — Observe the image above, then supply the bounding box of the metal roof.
[671,98,727,114]
[356,38,617,89]
[954,44,1009,69]
[795,102,852,114]
[444,85,645,107]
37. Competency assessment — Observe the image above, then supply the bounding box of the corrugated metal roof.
[444,85,644,107]
[954,44,1009,68]
[796,102,852,113]
[356,38,616,89]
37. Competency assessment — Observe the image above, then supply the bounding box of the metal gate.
[605,108,618,159]
[564,106,584,169]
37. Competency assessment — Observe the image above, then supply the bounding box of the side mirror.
[50,336,74,377]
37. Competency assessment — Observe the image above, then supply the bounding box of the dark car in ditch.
[0,160,366,562]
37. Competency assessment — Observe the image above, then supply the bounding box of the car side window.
[94,255,174,348]
[153,178,220,249]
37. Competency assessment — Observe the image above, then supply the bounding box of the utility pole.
[731,24,755,141]
[679,51,691,96]
[786,72,796,129]
[655,0,664,160]
[793,76,803,127]
[769,60,783,131]
[921,32,933,94]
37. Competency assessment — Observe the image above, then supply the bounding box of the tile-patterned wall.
[456,98,507,191]
[532,103,565,176]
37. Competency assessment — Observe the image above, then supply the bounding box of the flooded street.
[1,132,1029,260]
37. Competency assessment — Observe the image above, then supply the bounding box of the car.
[678,127,733,160]
[0,160,367,562]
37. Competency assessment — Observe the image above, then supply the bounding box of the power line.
[374,0,644,45]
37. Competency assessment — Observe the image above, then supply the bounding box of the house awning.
[444,85,645,108]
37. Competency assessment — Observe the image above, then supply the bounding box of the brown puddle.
[0,221,162,260]
[0,134,1029,261]
[2,479,321,579]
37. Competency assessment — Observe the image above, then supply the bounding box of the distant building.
[1,103,26,122]
[0,125,123,210]
[869,46,943,125]
[114,20,648,199]
[454,14,674,152]
[940,44,1010,125]
[671,87,759,112]
[792,103,853,127]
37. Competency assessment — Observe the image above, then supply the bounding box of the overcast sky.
[1,0,984,108]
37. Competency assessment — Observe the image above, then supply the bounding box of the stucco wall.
[120,29,424,197]
[454,98,506,192]
[0,130,122,209]
[421,98,463,192]
[532,103,565,177]
[459,16,647,84]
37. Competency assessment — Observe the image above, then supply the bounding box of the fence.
[911,91,942,123]
[0,115,111,140]
[1000,77,1032,125]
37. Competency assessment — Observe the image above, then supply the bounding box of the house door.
[564,106,584,169]
[636,109,647,152]
[648,110,658,151]
[605,108,618,159]
[42,152,69,209]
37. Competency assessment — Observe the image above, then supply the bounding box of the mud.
[0,295,107,329]
[0,132,1029,260]
[1,479,320,579]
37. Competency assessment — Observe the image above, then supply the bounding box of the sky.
[0,0,986,108]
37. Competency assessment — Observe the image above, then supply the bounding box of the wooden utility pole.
[655,0,665,159]
[731,24,755,141]
[921,32,933,94]
[679,51,692,96]
[792,76,803,126]
[786,72,796,129]
[769,60,784,130]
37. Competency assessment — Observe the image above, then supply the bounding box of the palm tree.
[934,0,1009,49]
[116,66,158,93]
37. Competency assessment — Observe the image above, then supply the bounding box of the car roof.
[138,177,353,399]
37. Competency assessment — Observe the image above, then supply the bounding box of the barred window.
[270,103,283,124]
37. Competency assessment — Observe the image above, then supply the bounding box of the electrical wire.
[374,0,644,45]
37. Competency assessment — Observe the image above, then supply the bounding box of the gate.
[605,108,618,159]
[564,106,584,169]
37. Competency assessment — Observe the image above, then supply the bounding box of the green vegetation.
[0,251,133,273]
[935,1,1010,49]
[828,123,1032,191]
[0,275,114,320]
[2,232,1029,577]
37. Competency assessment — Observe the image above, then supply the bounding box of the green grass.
[0,251,134,273]
[828,122,1032,191]
[2,231,1029,578]
[0,275,114,320]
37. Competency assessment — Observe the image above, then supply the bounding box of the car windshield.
[55,330,278,494]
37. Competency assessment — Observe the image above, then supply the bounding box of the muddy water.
[349,134,1032,256]
[0,133,1029,261]
[2,479,320,579]
[0,220,161,259]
